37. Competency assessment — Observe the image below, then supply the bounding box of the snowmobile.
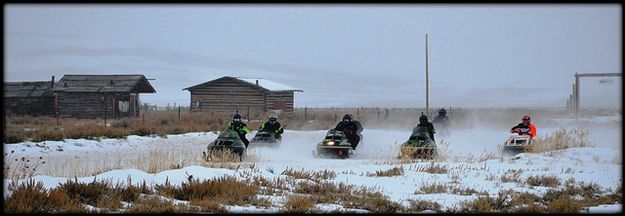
[203,128,247,162]
[501,132,534,156]
[399,125,437,160]
[249,131,281,147]
[314,129,359,159]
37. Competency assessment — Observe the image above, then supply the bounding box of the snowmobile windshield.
[219,129,240,139]
[412,126,430,138]
[325,130,345,140]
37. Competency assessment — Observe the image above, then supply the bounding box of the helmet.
[439,108,447,115]
[233,113,242,122]
[522,116,531,121]
[419,114,428,123]
[269,116,277,122]
[343,114,352,122]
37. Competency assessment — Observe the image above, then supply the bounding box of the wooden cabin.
[4,77,56,116]
[183,76,303,118]
[53,74,156,119]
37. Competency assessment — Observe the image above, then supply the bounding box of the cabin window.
[118,101,130,113]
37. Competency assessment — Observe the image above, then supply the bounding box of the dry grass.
[367,166,404,177]
[252,176,290,196]
[457,179,622,213]
[4,178,87,214]
[405,200,442,213]
[282,167,337,182]
[526,175,560,187]
[154,175,262,206]
[449,186,486,196]
[54,177,121,209]
[500,169,523,184]
[126,195,178,213]
[415,162,448,174]
[4,111,231,143]
[190,198,227,213]
[531,128,595,153]
[292,181,403,213]
[282,195,316,213]
[3,150,46,180]
[416,183,447,194]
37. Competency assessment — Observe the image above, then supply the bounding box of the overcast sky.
[4,4,622,108]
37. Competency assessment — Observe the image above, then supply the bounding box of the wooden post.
[178,106,181,121]
[377,108,380,122]
[385,108,389,120]
[425,33,429,117]
[54,94,60,126]
[304,107,308,122]
[247,106,250,122]
[575,77,579,118]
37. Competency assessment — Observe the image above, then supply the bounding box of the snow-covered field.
[3,115,622,213]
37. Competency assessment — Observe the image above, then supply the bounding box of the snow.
[238,77,302,92]
[3,116,622,212]
[586,204,622,213]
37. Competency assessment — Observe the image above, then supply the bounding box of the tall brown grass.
[531,128,594,153]
[4,111,231,143]
[282,195,316,213]
[4,179,87,213]
[3,150,46,180]
[367,166,405,177]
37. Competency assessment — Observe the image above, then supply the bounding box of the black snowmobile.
[399,125,437,160]
[249,131,281,147]
[314,129,361,159]
[203,128,247,162]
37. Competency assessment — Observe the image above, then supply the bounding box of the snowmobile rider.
[334,114,361,150]
[259,115,284,139]
[432,108,450,127]
[415,114,436,142]
[510,116,537,139]
[227,113,250,148]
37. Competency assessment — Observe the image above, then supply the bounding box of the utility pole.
[425,33,429,117]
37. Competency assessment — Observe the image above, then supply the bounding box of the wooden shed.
[183,76,303,118]
[4,77,56,116]
[53,74,156,119]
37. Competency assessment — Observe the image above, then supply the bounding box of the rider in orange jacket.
[510,116,537,139]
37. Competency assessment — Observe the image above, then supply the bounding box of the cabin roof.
[53,74,156,93]
[4,81,54,97]
[183,76,303,92]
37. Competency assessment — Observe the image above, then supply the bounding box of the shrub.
[126,196,177,213]
[154,176,260,206]
[532,128,594,153]
[54,177,115,207]
[417,183,447,194]
[282,195,316,213]
[282,167,336,182]
[526,175,560,187]
[367,166,404,177]
[191,198,227,213]
[405,200,441,213]
[4,179,86,214]
[415,162,448,174]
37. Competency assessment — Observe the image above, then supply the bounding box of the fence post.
[304,107,308,122]
[385,108,389,120]
[377,108,380,122]
[178,106,181,121]
[247,106,250,122]
[356,108,360,118]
